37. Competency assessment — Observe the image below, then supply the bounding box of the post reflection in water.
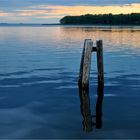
[96,82,104,129]
[79,86,92,132]
[79,82,104,132]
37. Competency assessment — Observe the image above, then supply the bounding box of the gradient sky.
[0,0,140,23]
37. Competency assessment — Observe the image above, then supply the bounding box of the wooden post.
[96,40,104,83]
[78,39,104,132]
[79,39,93,89]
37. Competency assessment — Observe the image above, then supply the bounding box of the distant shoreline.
[0,23,140,29]
[0,23,60,26]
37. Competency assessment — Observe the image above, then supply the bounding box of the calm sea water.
[0,25,140,139]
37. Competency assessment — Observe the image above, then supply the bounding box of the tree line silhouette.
[60,13,140,25]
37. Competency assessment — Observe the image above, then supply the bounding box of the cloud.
[0,0,140,9]
[0,11,12,16]
[43,4,140,15]
[0,0,140,23]
[15,4,140,17]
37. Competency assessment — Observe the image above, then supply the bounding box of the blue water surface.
[0,26,140,139]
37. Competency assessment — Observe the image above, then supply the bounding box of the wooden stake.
[79,39,93,89]
[78,39,104,132]
[96,40,104,83]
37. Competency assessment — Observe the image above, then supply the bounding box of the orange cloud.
[44,3,140,15]
[17,3,140,19]
[0,11,12,16]
[18,9,53,16]
[36,15,64,19]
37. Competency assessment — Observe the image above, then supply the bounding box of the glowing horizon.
[0,3,140,23]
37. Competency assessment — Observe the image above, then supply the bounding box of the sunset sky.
[0,0,140,23]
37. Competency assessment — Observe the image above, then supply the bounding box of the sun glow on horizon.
[0,3,140,23]
[42,3,140,16]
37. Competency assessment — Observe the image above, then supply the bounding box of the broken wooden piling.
[79,39,93,89]
[79,39,104,88]
[78,39,104,132]
[97,40,104,83]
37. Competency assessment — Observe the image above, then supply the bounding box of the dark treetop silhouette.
[60,13,140,25]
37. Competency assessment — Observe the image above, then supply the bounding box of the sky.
[0,0,140,23]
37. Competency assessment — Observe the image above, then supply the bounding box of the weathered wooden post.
[78,39,104,132]
[96,40,104,83]
[79,39,93,89]
[79,39,104,88]
[96,40,104,129]
[78,39,93,132]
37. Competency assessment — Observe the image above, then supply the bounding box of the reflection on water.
[0,26,140,138]
[59,26,140,49]
[79,82,104,132]
[79,86,92,132]
[96,82,104,129]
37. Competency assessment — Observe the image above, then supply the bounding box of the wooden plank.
[78,39,93,131]
[78,40,86,85]
[79,39,93,89]
[82,39,93,88]
[96,40,104,83]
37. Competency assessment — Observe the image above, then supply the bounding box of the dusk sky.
[0,0,140,23]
